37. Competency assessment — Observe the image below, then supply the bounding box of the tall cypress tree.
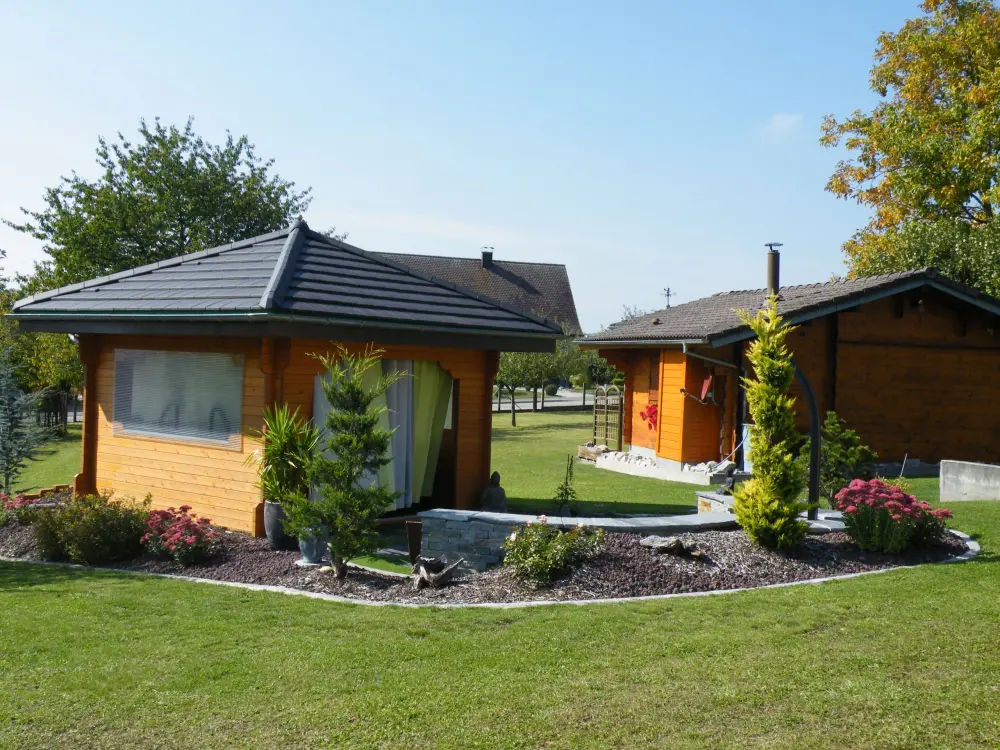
[732,297,809,549]
[283,346,403,579]
[0,351,50,495]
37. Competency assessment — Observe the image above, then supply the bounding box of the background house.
[10,221,565,533]
[377,248,581,335]
[583,259,1000,472]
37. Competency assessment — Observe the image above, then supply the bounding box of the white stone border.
[0,531,980,610]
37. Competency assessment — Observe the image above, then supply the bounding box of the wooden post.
[73,334,100,496]
[255,337,292,536]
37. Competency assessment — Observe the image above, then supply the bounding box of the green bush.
[503,517,603,582]
[33,492,150,565]
[798,411,877,507]
[732,296,810,549]
[544,384,559,396]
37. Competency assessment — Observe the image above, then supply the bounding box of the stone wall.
[417,508,741,571]
[940,460,1000,502]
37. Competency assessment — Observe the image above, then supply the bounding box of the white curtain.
[311,359,452,509]
[383,360,414,509]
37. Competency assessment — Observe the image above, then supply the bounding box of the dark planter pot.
[263,501,297,551]
[298,527,329,565]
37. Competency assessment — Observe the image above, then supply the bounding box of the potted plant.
[283,493,329,565]
[246,404,320,550]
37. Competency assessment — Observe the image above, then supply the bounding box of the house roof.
[10,221,565,351]
[583,268,1000,348]
[375,252,581,334]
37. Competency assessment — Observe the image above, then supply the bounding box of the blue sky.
[0,1,922,331]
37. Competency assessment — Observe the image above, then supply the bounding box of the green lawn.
[0,501,996,749]
[1,412,999,748]
[15,423,82,493]
[492,411,698,515]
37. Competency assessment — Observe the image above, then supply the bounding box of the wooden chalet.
[582,255,1000,471]
[10,221,566,533]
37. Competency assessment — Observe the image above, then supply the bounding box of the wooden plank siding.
[91,335,264,533]
[679,354,724,463]
[627,353,657,451]
[833,294,1000,463]
[85,334,498,535]
[657,350,685,461]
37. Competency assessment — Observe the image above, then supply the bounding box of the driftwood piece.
[411,556,464,591]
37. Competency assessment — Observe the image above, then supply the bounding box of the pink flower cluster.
[1,493,41,510]
[836,479,951,521]
[141,505,220,565]
[835,478,953,553]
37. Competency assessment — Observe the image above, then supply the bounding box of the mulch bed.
[0,512,970,604]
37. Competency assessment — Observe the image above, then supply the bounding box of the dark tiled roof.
[584,268,1000,346]
[376,252,581,334]
[12,222,564,340]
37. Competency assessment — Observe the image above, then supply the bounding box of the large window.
[113,349,244,448]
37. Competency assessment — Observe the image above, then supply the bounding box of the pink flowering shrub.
[1,493,47,524]
[142,505,221,566]
[835,478,953,554]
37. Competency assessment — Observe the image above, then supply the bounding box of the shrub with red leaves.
[142,505,220,566]
[835,478,953,554]
[1,493,47,524]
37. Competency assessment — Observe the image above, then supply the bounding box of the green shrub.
[798,411,877,507]
[732,296,810,549]
[33,492,150,565]
[544,384,559,396]
[503,517,603,582]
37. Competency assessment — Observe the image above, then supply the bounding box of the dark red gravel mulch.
[0,517,968,605]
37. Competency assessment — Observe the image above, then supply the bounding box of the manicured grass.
[492,411,698,515]
[1,411,997,747]
[0,501,996,749]
[15,423,82,492]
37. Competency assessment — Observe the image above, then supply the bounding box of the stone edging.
[0,531,980,610]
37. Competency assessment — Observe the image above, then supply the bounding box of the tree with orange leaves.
[822,0,1000,284]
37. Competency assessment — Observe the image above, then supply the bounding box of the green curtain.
[412,361,453,500]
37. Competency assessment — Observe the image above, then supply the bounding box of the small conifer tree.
[553,455,579,515]
[282,346,403,579]
[0,350,50,495]
[732,296,809,549]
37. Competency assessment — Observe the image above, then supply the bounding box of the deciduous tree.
[6,117,312,293]
[821,0,1000,279]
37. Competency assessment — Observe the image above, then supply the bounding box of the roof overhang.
[708,277,1000,348]
[577,337,704,350]
[9,311,558,353]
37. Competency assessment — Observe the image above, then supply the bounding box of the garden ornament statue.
[480,471,508,512]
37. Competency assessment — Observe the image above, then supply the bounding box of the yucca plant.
[248,404,321,505]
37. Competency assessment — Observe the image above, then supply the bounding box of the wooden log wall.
[85,335,498,535]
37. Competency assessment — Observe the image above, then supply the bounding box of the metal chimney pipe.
[765,242,782,296]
